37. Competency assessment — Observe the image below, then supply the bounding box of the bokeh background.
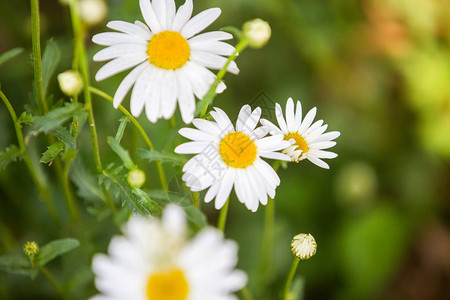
[1,0,450,299]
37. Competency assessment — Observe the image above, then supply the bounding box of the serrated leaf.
[0,255,37,278]
[49,126,76,150]
[146,190,207,228]
[101,167,161,215]
[42,39,60,96]
[107,137,136,170]
[0,48,24,67]
[40,141,64,164]
[35,238,79,267]
[33,102,83,133]
[137,148,187,167]
[0,145,23,169]
[70,158,105,203]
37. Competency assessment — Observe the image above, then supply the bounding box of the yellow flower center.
[219,132,257,168]
[146,269,189,300]
[285,133,309,155]
[147,31,190,70]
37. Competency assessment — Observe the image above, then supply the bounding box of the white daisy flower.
[174,105,291,212]
[90,204,247,300]
[92,0,239,124]
[261,97,340,169]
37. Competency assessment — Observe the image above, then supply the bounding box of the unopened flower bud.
[291,233,317,260]
[127,168,146,188]
[243,18,271,48]
[79,0,107,26]
[23,241,39,258]
[58,70,83,96]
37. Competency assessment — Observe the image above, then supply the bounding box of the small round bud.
[291,233,317,260]
[243,18,271,48]
[79,0,107,26]
[57,70,83,96]
[127,168,146,188]
[23,241,39,258]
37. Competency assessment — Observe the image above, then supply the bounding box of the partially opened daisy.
[92,0,239,123]
[261,97,340,169]
[175,105,291,212]
[90,205,247,300]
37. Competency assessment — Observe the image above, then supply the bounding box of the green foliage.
[40,141,64,164]
[35,238,79,267]
[32,102,84,133]
[289,277,305,300]
[0,145,22,169]
[70,158,105,203]
[49,126,76,150]
[41,39,60,97]
[0,48,23,67]
[137,148,187,167]
[0,255,37,278]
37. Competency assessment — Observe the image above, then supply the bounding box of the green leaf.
[194,91,215,117]
[146,190,207,228]
[42,39,60,96]
[115,117,130,142]
[100,166,161,215]
[0,48,24,67]
[49,126,76,150]
[0,255,37,278]
[107,137,136,170]
[18,112,36,125]
[35,238,79,267]
[33,102,83,133]
[40,141,64,164]
[70,157,105,203]
[137,148,187,167]
[0,145,23,169]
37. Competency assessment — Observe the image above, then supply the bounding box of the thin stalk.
[192,191,200,209]
[283,258,300,300]
[0,90,58,222]
[199,39,248,117]
[217,199,229,232]
[241,287,255,300]
[89,86,168,191]
[39,266,70,300]
[63,161,79,222]
[30,0,47,113]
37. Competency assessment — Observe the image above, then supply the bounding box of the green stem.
[89,86,168,191]
[30,0,47,113]
[63,160,79,222]
[241,287,255,300]
[217,199,229,232]
[192,191,200,209]
[283,258,300,300]
[198,39,248,117]
[0,90,58,223]
[39,266,70,300]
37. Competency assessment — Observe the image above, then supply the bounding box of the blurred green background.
[1,0,450,299]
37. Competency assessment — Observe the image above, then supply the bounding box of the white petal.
[95,54,147,81]
[92,32,147,46]
[298,107,317,135]
[188,31,233,43]
[189,41,236,56]
[215,169,234,209]
[160,70,178,119]
[309,141,336,150]
[107,20,151,39]
[130,64,155,116]
[286,98,296,132]
[204,180,221,203]
[192,118,222,136]
[139,0,161,33]
[171,0,193,32]
[178,128,218,142]
[210,107,233,132]
[275,103,288,133]
[235,105,251,132]
[152,0,168,29]
[315,131,341,142]
[259,151,291,161]
[175,141,210,154]
[182,62,214,99]
[162,204,186,238]
[309,149,338,159]
[181,8,221,39]
[307,156,330,169]
[145,69,163,122]
[190,50,239,74]
[93,44,147,62]
[175,70,196,123]
[113,62,147,108]
[260,118,283,136]
[294,100,303,129]
[134,20,151,32]
[243,107,262,134]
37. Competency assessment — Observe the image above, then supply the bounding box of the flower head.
[90,205,247,300]
[23,241,39,258]
[243,18,271,48]
[57,70,83,96]
[291,233,317,260]
[79,0,107,26]
[261,98,340,169]
[175,105,291,212]
[92,0,239,124]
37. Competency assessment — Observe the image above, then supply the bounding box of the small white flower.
[291,233,317,260]
[175,105,291,212]
[79,0,107,26]
[90,205,247,300]
[92,0,239,124]
[243,18,271,48]
[57,70,83,96]
[261,97,340,169]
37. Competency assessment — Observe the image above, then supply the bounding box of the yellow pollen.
[147,31,190,70]
[219,132,257,168]
[285,133,309,156]
[146,269,189,300]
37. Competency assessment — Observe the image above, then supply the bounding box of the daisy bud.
[290,233,317,260]
[243,18,271,48]
[127,168,146,188]
[57,70,83,96]
[79,0,107,26]
[23,241,39,258]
